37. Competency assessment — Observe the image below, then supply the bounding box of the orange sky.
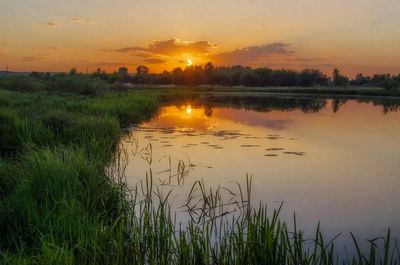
[0,0,399,77]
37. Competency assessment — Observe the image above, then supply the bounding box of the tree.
[350,74,370,86]
[118,66,128,76]
[204,62,215,84]
[114,66,131,83]
[69,68,77,76]
[332,68,349,86]
[136,65,149,75]
[297,69,329,87]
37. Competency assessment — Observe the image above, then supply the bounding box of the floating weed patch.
[284,151,306,156]
[266,147,285,151]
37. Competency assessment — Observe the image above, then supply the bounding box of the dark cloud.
[43,22,56,27]
[144,58,167,64]
[291,57,324,63]
[259,62,335,70]
[211,43,294,65]
[92,62,127,67]
[21,56,44,62]
[115,39,217,57]
[116,47,135,53]
[114,48,151,58]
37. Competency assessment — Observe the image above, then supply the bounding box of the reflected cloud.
[215,108,293,130]
[71,18,95,24]
[43,22,56,27]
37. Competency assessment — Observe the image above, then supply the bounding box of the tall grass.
[0,87,399,264]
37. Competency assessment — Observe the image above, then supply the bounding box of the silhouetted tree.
[204,105,213,117]
[350,74,370,86]
[332,68,349,86]
[50,62,400,89]
[297,69,329,87]
[92,68,109,81]
[118,66,128,76]
[136,65,149,75]
[134,65,149,83]
[69,68,77,76]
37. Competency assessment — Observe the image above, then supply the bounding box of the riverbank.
[0,89,160,264]
[131,84,400,98]
[1,87,399,264]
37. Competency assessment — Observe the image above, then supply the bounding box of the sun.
[186,58,193,66]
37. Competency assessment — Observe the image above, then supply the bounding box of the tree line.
[1,63,399,95]
[89,63,400,89]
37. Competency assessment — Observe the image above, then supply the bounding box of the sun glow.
[186,59,193,66]
[185,105,192,114]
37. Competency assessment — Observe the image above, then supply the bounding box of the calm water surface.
[120,95,400,242]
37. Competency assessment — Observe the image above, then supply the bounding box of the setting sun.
[186,59,193,66]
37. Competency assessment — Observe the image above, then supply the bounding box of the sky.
[0,0,399,76]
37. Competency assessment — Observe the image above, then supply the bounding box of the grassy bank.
[149,85,400,98]
[1,84,399,264]
[0,88,160,264]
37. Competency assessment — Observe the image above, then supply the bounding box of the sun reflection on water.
[185,105,192,114]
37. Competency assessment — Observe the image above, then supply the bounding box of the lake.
[119,94,400,245]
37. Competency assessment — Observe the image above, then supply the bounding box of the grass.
[174,85,400,97]
[0,82,399,264]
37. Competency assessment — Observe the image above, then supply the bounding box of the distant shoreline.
[132,85,400,99]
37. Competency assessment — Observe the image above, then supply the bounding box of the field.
[0,79,399,264]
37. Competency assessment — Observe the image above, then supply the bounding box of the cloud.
[71,18,95,24]
[109,40,324,69]
[211,43,294,65]
[46,46,58,50]
[43,21,56,27]
[144,58,167,64]
[92,62,130,67]
[291,57,324,63]
[114,38,217,57]
[21,56,44,62]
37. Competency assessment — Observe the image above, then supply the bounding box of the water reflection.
[121,95,400,247]
[165,94,400,115]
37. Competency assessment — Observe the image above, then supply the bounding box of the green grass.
[176,85,400,97]
[0,85,399,265]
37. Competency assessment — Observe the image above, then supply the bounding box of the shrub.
[383,79,400,90]
[0,76,45,92]
[48,75,107,96]
[0,108,24,156]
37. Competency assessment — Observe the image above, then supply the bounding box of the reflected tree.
[204,105,213,117]
[331,99,347,113]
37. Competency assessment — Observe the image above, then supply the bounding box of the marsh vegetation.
[1,76,400,264]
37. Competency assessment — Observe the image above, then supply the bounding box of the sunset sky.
[0,0,399,76]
